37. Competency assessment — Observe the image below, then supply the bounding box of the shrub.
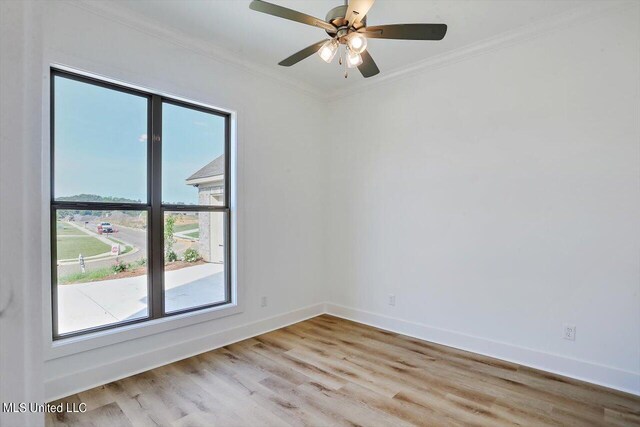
[112,260,128,273]
[164,215,176,260]
[184,248,201,263]
[166,250,178,263]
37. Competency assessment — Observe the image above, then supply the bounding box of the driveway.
[57,262,225,335]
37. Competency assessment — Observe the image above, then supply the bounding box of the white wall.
[326,3,640,394]
[0,2,45,426]
[7,0,329,409]
[2,3,639,425]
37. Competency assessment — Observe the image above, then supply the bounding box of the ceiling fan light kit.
[319,38,339,63]
[346,47,363,68]
[347,32,367,54]
[249,0,447,79]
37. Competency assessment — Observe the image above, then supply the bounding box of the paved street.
[58,221,197,276]
[57,262,225,334]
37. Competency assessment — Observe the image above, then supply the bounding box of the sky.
[54,75,225,205]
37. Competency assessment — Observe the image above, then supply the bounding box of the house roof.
[186,155,224,182]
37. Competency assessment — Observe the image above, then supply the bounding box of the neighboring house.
[185,155,224,263]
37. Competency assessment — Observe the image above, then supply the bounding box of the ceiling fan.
[249,0,447,78]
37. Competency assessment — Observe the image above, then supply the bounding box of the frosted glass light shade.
[318,39,339,63]
[346,48,363,68]
[347,33,367,54]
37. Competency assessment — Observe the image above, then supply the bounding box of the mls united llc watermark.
[2,402,87,413]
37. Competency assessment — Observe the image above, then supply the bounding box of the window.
[51,69,231,339]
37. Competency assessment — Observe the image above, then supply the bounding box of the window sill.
[45,302,242,361]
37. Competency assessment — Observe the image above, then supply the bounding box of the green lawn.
[57,236,111,260]
[58,266,114,285]
[184,231,200,239]
[173,223,198,233]
[107,238,133,255]
[59,258,147,285]
[56,222,84,236]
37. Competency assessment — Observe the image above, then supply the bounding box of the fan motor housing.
[325,5,366,36]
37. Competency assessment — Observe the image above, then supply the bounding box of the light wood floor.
[48,315,640,426]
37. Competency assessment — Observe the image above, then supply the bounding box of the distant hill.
[56,194,143,219]
[57,194,142,203]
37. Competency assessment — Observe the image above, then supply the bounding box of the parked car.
[98,222,114,233]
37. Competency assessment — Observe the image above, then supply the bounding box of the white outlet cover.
[388,294,396,306]
[563,324,576,341]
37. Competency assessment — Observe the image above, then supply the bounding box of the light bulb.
[346,48,363,68]
[347,33,367,54]
[318,39,338,63]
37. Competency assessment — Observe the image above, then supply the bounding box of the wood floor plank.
[296,381,412,427]
[289,321,503,408]
[258,375,353,426]
[224,342,310,387]
[338,382,458,426]
[299,318,624,424]
[179,355,293,426]
[47,315,640,426]
[249,341,348,390]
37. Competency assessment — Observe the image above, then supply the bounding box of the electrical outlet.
[388,294,396,306]
[261,296,267,308]
[563,324,576,341]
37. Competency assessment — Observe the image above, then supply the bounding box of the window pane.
[163,211,227,313]
[162,102,225,206]
[55,209,148,335]
[53,75,148,203]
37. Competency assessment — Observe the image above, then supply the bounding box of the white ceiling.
[109,0,587,93]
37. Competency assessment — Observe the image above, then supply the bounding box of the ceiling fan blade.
[278,40,327,67]
[361,24,447,40]
[249,0,336,33]
[357,50,380,78]
[346,0,375,27]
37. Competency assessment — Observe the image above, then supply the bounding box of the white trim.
[42,63,242,361]
[65,0,634,102]
[45,302,640,401]
[328,1,635,100]
[46,302,243,361]
[325,303,640,396]
[185,174,224,187]
[51,63,237,117]
[66,0,325,100]
[45,302,326,401]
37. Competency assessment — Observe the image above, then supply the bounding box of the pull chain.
[344,45,349,78]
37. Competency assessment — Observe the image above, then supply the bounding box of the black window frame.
[50,68,232,340]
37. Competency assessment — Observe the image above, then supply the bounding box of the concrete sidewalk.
[57,262,225,334]
[175,228,198,239]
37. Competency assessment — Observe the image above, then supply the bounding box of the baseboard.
[325,303,640,396]
[44,302,326,401]
[45,301,639,400]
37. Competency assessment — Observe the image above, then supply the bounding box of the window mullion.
[225,115,231,208]
[150,95,164,319]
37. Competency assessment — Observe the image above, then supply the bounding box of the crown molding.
[328,0,637,100]
[61,0,636,102]
[66,0,327,100]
